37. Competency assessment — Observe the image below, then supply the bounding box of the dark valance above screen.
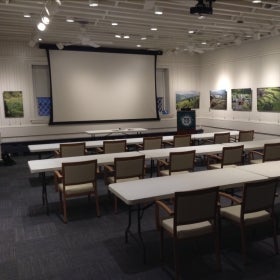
[41,44,162,125]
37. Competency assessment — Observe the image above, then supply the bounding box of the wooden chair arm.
[54,150,60,157]
[208,154,222,161]
[219,191,242,204]
[155,200,174,216]
[95,147,104,154]
[249,150,263,160]
[104,165,114,172]
[54,170,63,179]
[162,140,173,147]
[135,143,143,150]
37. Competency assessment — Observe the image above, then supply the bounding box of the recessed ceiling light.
[89,0,98,7]
[37,22,46,31]
[115,34,121,38]
[123,35,130,39]
[154,7,163,15]
[141,37,147,40]
[188,30,195,34]
[150,27,158,31]
[66,18,74,23]
[41,16,50,25]
[201,42,207,45]
[252,0,262,3]
[137,44,141,47]
[111,22,118,26]
[38,38,42,41]
[198,15,205,19]
[24,14,31,18]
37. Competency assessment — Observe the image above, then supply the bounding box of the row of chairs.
[156,178,279,279]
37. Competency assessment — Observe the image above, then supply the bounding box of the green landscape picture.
[232,88,252,111]
[257,87,280,112]
[3,91,24,117]
[176,91,200,110]
[210,89,227,110]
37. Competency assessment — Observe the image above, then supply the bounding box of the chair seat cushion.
[58,182,95,195]
[221,205,271,225]
[159,170,190,176]
[162,218,213,239]
[249,159,263,164]
[208,164,238,169]
[107,176,140,184]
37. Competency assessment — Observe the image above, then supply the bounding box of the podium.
[177,110,196,134]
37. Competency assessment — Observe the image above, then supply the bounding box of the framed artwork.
[232,88,252,111]
[210,89,227,110]
[3,91,24,118]
[176,91,200,110]
[257,87,280,112]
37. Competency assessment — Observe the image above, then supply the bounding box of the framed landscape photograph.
[176,91,200,110]
[257,87,280,112]
[3,91,24,118]
[232,88,252,111]
[210,89,227,110]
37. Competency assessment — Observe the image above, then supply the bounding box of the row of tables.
[27,132,280,262]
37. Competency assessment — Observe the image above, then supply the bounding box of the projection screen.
[46,48,160,124]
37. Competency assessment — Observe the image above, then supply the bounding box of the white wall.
[0,41,200,142]
[1,37,280,143]
[197,36,280,136]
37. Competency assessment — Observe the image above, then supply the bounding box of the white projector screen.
[47,48,159,124]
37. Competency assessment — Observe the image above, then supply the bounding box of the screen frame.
[40,44,162,125]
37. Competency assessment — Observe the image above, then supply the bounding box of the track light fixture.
[89,0,98,7]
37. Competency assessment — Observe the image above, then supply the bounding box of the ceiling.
[1,0,280,54]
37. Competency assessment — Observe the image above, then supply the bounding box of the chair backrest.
[103,140,126,154]
[263,143,280,162]
[222,145,244,167]
[169,150,195,174]
[173,134,192,147]
[62,160,97,186]
[114,155,145,180]
[174,187,219,231]
[59,142,86,157]
[143,136,162,150]
[214,132,230,144]
[242,178,278,215]
[239,130,254,142]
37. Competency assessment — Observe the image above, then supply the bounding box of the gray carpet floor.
[1,154,280,280]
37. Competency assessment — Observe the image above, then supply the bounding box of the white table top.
[85,128,147,135]
[28,151,141,174]
[28,130,240,153]
[237,160,280,178]
[139,138,280,161]
[138,143,224,160]
[109,167,267,205]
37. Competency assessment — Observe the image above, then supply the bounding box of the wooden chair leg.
[240,224,247,263]
[173,238,180,280]
[155,203,160,230]
[272,217,279,254]
[114,196,118,214]
[160,227,164,262]
[95,191,100,217]
[62,196,67,223]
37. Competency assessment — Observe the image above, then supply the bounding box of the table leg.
[40,172,49,215]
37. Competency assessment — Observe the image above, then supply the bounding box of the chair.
[157,187,221,279]
[238,130,254,142]
[55,142,86,157]
[207,145,244,169]
[249,142,280,164]
[137,136,162,150]
[96,140,127,154]
[213,132,230,144]
[104,155,145,213]
[219,178,279,263]
[55,160,100,223]
[157,150,196,176]
[164,134,192,148]
[54,142,86,191]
